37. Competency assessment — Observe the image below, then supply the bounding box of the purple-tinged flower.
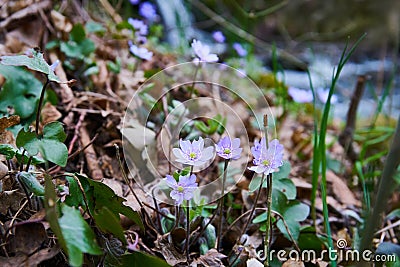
[136,35,147,44]
[317,88,338,104]
[248,138,284,175]
[172,137,214,166]
[130,0,140,5]
[129,42,153,60]
[128,18,148,36]
[233,43,247,57]
[164,174,198,205]
[288,86,313,103]
[216,136,242,160]
[139,2,157,21]
[191,39,219,63]
[212,31,225,43]
[50,60,60,72]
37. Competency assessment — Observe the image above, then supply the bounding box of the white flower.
[129,43,153,60]
[317,88,338,104]
[191,39,219,63]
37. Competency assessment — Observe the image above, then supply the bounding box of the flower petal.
[231,147,242,159]
[170,191,184,205]
[172,148,186,161]
[204,54,219,62]
[164,175,177,188]
[231,138,240,149]
[179,139,192,153]
[192,137,204,151]
[201,146,214,161]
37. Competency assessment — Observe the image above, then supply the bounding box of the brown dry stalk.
[80,124,103,180]
[338,75,366,162]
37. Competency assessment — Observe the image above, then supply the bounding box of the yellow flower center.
[262,159,270,166]
[189,152,197,159]
[177,186,184,192]
[223,148,231,154]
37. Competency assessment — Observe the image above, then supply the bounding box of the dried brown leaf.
[190,249,226,267]
[326,170,361,207]
[282,259,305,267]
[11,222,47,255]
[41,102,62,125]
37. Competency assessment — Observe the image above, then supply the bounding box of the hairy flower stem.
[240,172,265,238]
[186,199,190,262]
[216,159,229,251]
[189,64,200,99]
[186,165,194,262]
[264,173,273,267]
[35,76,50,137]
[229,172,265,264]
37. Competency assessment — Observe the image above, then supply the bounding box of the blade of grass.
[315,34,367,267]
[355,161,371,211]
[307,70,319,228]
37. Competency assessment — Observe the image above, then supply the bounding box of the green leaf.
[60,38,95,59]
[70,23,86,43]
[248,176,263,193]
[272,160,291,180]
[118,251,171,267]
[0,66,42,121]
[272,189,310,241]
[64,175,85,207]
[0,144,17,159]
[194,121,210,134]
[44,174,67,259]
[387,209,400,220]
[83,65,99,76]
[204,223,216,248]
[252,212,268,224]
[273,178,296,200]
[59,204,102,266]
[93,206,127,244]
[86,21,106,34]
[15,150,45,165]
[76,174,144,231]
[298,226,325,251]
[107,59,121,74]
[0,48,60,82]
[16,121,68,166]
[17,171,45,196]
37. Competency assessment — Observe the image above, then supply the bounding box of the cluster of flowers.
[191,31,247,66]
[212,31,247,57]
[128,1,158,60]
[164,136,283,205]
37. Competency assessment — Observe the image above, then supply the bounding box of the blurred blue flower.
[129,42,153,60]
[164,174,198,205]
[233,43,247,57]
[249,138,284,175]
[50,60,60,72]
[139,2,157,21]
[191,39,219,63]
[212,31,225,43]
[317,88,338,104]
[215,136,242,160]
[128,18,148,36]
[130,0,140,5]
[173,137,214,166]
[288,86,313,103]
